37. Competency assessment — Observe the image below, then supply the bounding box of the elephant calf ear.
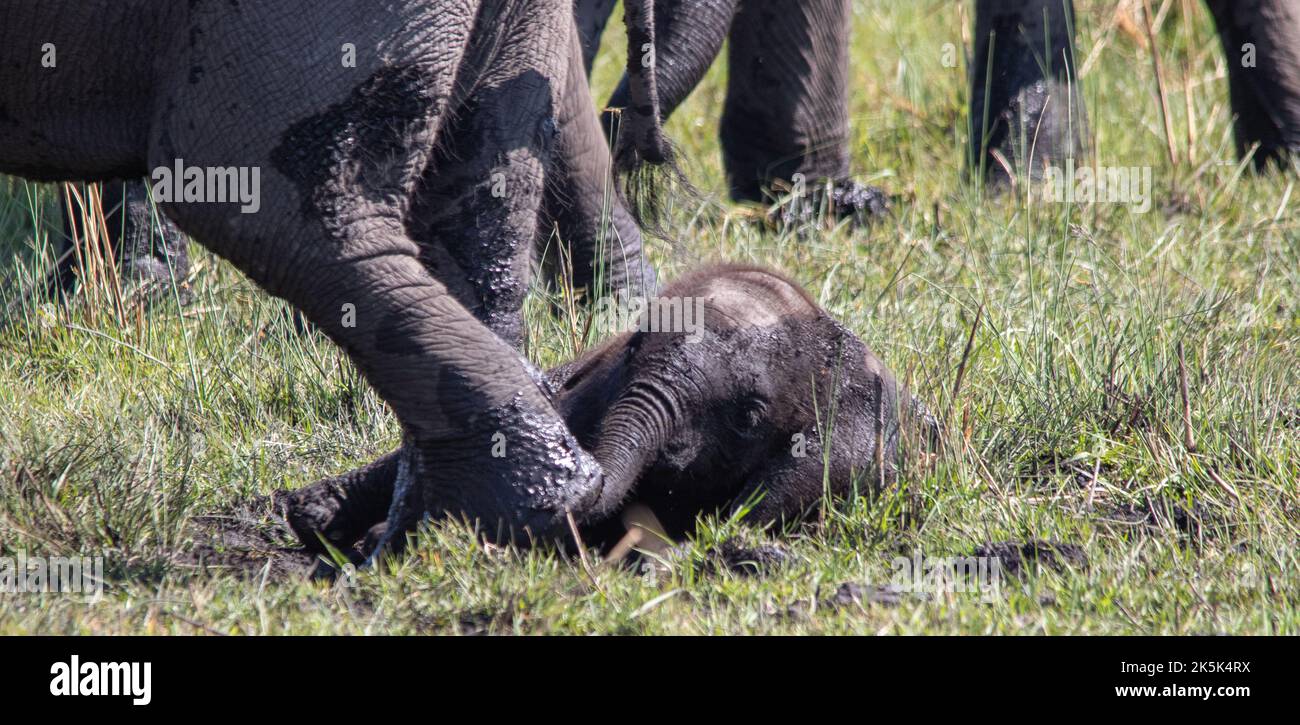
[550,335,636,445]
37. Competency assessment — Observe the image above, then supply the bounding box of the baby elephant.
[282,265,925,554]
[550,264,923,540]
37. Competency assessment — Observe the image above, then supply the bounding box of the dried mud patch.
[177,496,319,580]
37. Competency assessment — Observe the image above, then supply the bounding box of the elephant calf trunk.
[586,384,676,520]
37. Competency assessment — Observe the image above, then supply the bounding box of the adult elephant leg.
[53,179,190,301]
[543,21,658,302]
[968,0,1086,187]
[399,11,625,548]
[575,0,621,75]
[410,73,564,348]
[720,0,886,225]
[294,48,658,551]
[222,206,601,549]
[1204,0,1300,166]
[601,0,739,138]
[280,76,550,555]
[721,0,849,200]
[156,6,601,553]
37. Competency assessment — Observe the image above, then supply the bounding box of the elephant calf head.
[551,264,929,539]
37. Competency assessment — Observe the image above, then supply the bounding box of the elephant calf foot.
[770,179,892,229]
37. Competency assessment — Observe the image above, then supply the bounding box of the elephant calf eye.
[729,399,768,437]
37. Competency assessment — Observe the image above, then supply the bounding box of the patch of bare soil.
[178,496,320,580]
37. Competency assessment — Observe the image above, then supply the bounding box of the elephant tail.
[618,0,669,168]
[615,0,695,236]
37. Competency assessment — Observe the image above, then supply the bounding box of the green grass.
[1,0,1296,634]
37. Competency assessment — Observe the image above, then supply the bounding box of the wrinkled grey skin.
[551,264,916,539]
[281,265,922,556]
[1,0,671,546]
[39,2,660,310]
[971,0,1300,180]
[537,0,662,299]
[57,1,1300,307]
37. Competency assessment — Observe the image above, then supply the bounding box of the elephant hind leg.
[718,0,890,227]
[541,20,658,302]
[1205,0,1300,166]
[968,0,1086,186]
[720,0,852,202]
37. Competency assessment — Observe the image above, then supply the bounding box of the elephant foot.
[120,254,194,307]
[402,401,605,547]
[968,0,1084,189]
[769,179,892,229]
[340,390,607,563]
[826,181,893,227]
[281,397,605,564]
[111,202,192,307]
[45,237,193,307]
[275,450,401,554]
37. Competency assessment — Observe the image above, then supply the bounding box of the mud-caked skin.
[54,181,190,303]
[968,0,1086,185]
[0,0,672,547]
[30,1,658,317]
[282,265,928,556]
[552,264,917,540]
